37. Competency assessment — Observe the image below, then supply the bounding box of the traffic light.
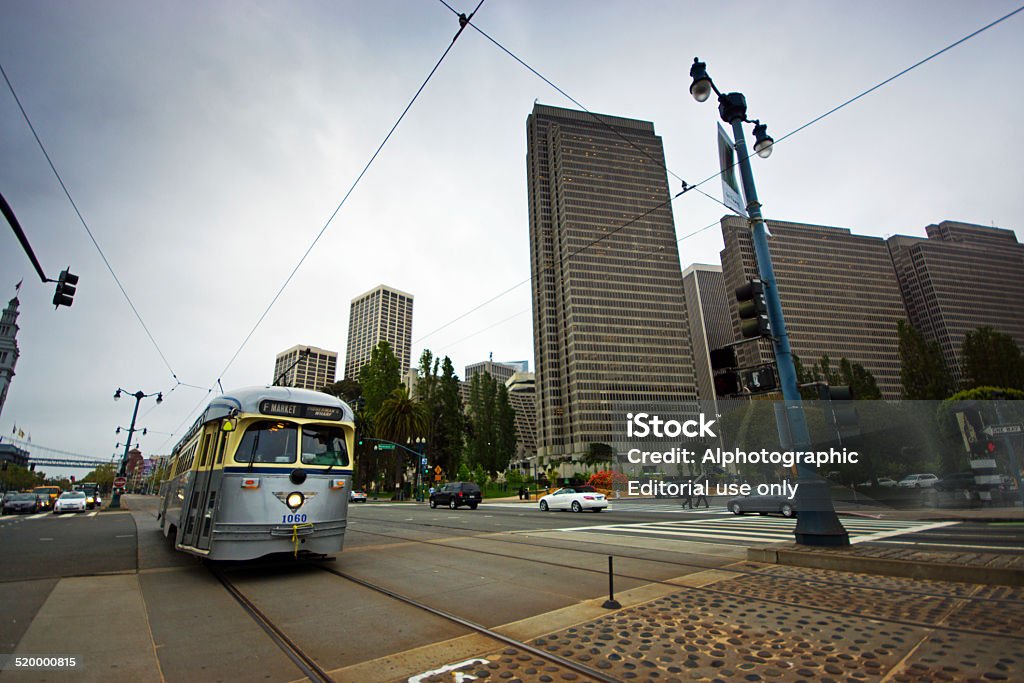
[735,279,770,338]
[714,372,741,397]
[709,346,738,372]
[52,268,79,308]
[956,409,986,455]
[820,384,859,440]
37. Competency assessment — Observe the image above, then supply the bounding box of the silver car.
[53,491,88,514]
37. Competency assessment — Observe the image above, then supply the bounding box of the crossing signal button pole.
[52,268,79,308]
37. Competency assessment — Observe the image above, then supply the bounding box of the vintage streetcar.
[158,386,354,560]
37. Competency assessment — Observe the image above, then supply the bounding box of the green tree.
[375,387,428,494]
[0,463,43,492]
[413,351,465,482]
[464,371,516,475]
[321,377,362,405]
[456,463,472,482]
[359,341,402,415]
[898,320,954,400]
[961,326,1024,391]
[583,443,614,468]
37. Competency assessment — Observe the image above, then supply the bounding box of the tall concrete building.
[887,221,1024,386]
[273,345,337,391]
[720,216,907,399]
[465,360,519,386]
[0,288,21,419]
[527,103,696,462]
[505,372,538,467]
[344,285,414,379]
[681,265,732,404]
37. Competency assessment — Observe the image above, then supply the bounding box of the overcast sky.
[2,1,1022,480]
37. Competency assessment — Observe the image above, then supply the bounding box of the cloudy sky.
[1,1,1022,480]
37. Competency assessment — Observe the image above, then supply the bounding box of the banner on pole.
[718,123,746,217]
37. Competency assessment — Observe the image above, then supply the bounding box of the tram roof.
[209,386,354,422]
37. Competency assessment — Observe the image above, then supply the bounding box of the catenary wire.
[154,4,486,452]
[435,0,739,217]
[414,4,1024,350]
[210,0,486,386]
[0,61,181,381]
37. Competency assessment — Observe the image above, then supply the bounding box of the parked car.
[933,472,980,492]
[727,493,796,518]
[3,492,47,514]
[429,482,482,510]
[859,477,897,487]
[539,487,608,513]
[898,473,938,488]
[349,489,368,503]
[53,490,88,514]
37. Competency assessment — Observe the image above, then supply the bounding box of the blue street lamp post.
[690,58,849,546]
[109,388,162,509]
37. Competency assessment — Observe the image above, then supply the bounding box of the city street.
[1,495,1021,682]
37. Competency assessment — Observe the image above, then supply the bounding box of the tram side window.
[300,425,350,467]
[234,421,297,464]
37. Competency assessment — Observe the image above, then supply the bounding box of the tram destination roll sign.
[259,400,344,421]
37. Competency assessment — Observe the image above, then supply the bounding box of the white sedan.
[53,491,88,514]
[539,487,607,513]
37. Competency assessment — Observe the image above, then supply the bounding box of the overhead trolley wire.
[414,3,1024,351]
[210,0,487,386]
[155,3,487,453]
[0,61,181,382]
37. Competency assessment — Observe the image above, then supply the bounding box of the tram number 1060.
[282,513,308,524]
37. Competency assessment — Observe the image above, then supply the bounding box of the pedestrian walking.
[680,476,694,509]
[694,471,710,508]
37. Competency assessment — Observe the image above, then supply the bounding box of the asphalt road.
[1,496,1021,682]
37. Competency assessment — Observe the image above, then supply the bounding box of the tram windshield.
[300,425,350,467]
[234,420,298,464]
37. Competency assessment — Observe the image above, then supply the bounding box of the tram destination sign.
[259,400,345,421]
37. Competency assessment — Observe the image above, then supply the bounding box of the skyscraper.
[887,221,1024,386]
[527,103,696,462]
[344,284,414,379]
[273,345,338,391]
[720,216,908,399]
[682,264,732,405]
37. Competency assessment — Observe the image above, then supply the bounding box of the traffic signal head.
[52,268,79,308]
[709,346,738,371]
[735,279,770,338]
[714,371,740,397]
[823,384,859,439]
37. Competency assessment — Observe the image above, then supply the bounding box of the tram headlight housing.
[286,492,305,511]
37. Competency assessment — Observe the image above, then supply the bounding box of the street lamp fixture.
[690,57,849,547]
[109,387,163,509]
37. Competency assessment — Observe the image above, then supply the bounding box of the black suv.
[429,482,482,510]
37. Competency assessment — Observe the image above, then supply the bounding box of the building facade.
[0,289,20,419]
[527,103,697,462]
[465,360,519,386]
[505,371,538,467]
[887,221,1024,386]
[681,264,732,405]
[344,285,414,379]
[273,345,338,391]
[720,216,907,399]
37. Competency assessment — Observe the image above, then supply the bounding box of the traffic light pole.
[730,118,850,546]
[110,393,143,510]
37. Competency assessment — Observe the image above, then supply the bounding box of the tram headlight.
[286,492,305,511]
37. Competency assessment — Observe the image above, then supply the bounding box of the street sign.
[983,423,1023,437]
[375,443,395,450]
[434,465,442,474]
[113,476,127,488]
[434,474,441,481]
[420,456,427,465]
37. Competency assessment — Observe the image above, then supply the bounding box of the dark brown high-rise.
[527,104,696,463]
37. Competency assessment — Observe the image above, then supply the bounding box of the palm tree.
[374,387,428,495]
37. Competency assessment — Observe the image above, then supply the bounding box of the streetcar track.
[347,516,1024,607]
[344,523,1024,639]
[209,564,335,683]
[316,564,623,683]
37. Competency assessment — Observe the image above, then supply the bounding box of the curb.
[748,546,1024,586]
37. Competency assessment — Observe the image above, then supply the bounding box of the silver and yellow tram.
[158,386,354,560]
